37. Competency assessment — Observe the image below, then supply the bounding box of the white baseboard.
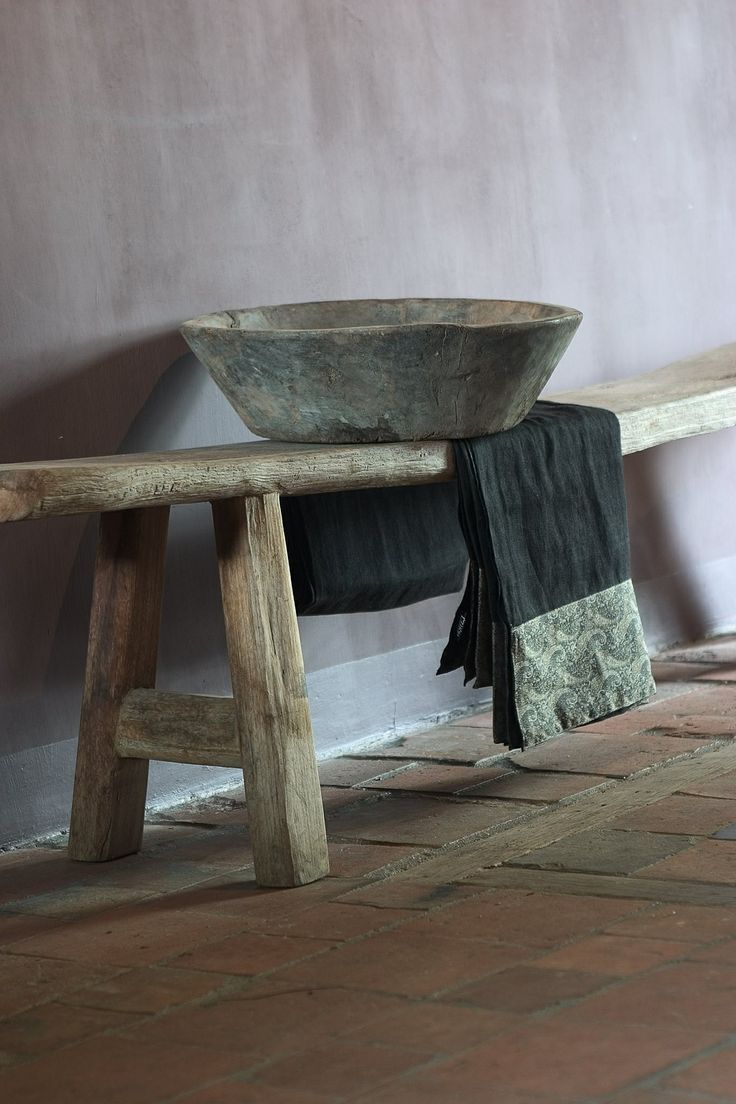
[0,638,490,848]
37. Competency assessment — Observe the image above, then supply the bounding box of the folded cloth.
[281,482,468,615]
[439,401,655,750]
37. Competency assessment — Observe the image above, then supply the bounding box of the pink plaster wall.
[1,0,735,842]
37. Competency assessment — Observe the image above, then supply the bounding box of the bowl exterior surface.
[181,301,581,443]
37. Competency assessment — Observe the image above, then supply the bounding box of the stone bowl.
[180,298,582,443]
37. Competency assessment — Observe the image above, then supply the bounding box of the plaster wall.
[1,0,735,844]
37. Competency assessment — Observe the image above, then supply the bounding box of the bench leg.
[69,506,169,861]
[212,494,329,887]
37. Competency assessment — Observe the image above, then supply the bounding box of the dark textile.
[439,401,653,749]
[455,401,630,625]
[281,482,468,616]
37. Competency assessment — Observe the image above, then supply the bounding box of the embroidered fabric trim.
[511,579,655,748]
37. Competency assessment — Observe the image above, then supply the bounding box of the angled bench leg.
[212,494,329,887]
[69,506,169,861]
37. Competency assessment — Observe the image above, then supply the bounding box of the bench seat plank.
[553,341,736,454]
[1,342,735,522]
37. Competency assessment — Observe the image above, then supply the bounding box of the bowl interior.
[192,298,580,333]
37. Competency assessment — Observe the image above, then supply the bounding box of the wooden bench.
[2,342,736,888]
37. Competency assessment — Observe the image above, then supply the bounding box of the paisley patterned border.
[510,579,655,749]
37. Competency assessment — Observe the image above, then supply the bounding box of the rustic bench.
[2,343,736,887]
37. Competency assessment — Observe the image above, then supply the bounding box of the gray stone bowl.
[180,298,582,443]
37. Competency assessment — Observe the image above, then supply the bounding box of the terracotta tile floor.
[2,637,736,1101]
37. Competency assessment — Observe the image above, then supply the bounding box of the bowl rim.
[181,298,583,337]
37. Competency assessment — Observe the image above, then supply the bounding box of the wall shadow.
[625,447,711,646]
[0,331,190,725]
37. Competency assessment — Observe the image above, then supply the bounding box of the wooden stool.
[67,494,328,887]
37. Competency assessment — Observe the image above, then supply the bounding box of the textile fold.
[439,401,655,750]
[281,482,468,616]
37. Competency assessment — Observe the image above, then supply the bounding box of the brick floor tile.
[634,839,736,884]
[326,841,419,878]
[351,725,497,764]
[644,682,707,708]
[582,686,736,739]
[320,786,378,812]
[360,762,514,794]
[606,902,736,942]
[0,848,63,871]
[0,1036,250,1104]
[109,828,253,874]
[509,731,710,777]
[441,964,608,1013]
[658,636,736,664]
[0,852,93,907]
[449,710,492,729]
[334,879,483,910]
[460,770,610,802]
[124,872,360,926]
[324,793,528,846]
[607,1090,708,1104]
[377,1019,720,1101]
[10,902,249,967]
[273,929,530,996]
[246,902,415,941]
[678,768,736,799]
[59,965,226,1013]
[681,939,736,964]
[366,1083,539,1104]
[0,1000,138,1060]
[577,712,675,737]
[0,953,118,1018]
[563,961,736,1030]
[173,930,335,975]
[318,758,409,787]
[565,712,658,737]
[608,794,736,836]
[141,822,201,847]
[650,660,722,682]
[402,888,646,945]
[340,1001,512,1053]
[694,663,736,682]
[177,1082,329,1103]
[664,1044,736,1094]
[121,985,406,1054]
[0,913,65,949]
[149,792,247,827]
[651,714,736,738]
[509,828,693,875]
[534,934,693,975]
[647,684,736,717]
[89,854,252,891]
[253,1041,431,1097]
[0,883,154,920]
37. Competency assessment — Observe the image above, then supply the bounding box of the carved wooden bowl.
[181,298,582,443]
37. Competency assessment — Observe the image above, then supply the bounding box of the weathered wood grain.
[0,439,454,522]
[181,299,581,443]
[1,342,735,521]
[212,494,329,887]
[68,507,169,861]
[553,341,736,453]
[116,689,240,767]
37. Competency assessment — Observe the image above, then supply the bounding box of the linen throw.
[439,401,655,750]
[281,481,468,615]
